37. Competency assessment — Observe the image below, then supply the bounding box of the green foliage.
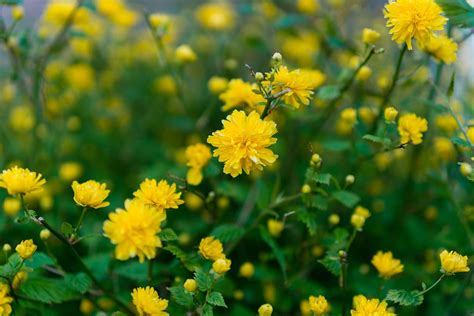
[259,226,287,281]
[296,208,317,235]
[317,85,340,100]
[159,228,179,241]
[318,228,350,276]
[195,269,213,292]
[207,291,227,308]
[1,253,23,278]
[64,272,92,294]
[436,0,474,27]
[386,289,424,306]
[362,134,391,147]
[210,224,245,243]
[25,252,55,269]
[169,286,194,307]
[332,190,360,208]
[19,277,79,304]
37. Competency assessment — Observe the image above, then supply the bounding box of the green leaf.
[25,252,55,269]
[64,273,92,294]
[19,277,78,304]
[318,251,341,276]
[195,269,213,291]
[168,286,194,307]
[61,222,73,236]
[310,195,328,211]
[296,209,317,235]
[385,289,424,306]
[314,173,331,185]
[259,226,287,281]
[436,0,474,27]
[332,191,360,208]
[447,71,455,97]
[111,312,127,316]
[2,253,23,278]
[207,291,227,307]
[451,136,471,147]
[159,228,179,242]
[362,134,391,147]
[210,224,245,243]
[115,261,147,281]
[317,85,340,100]
[321,140,351,151]
[202,304,214,316]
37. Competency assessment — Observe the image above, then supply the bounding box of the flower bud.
[258,303,273,316]
[239,262,255,278]
[255,72,264,82]
[301,184,311,194]
[345,174,355,186]
[175,45,197,63]
[212,258,232,274]
[40,229,51,240]
[183,279,197,292]
[3,243,11,253]
[384,107,398,123]
[12,6,24,21]
[362,28,381,45]
[460,163,472,177]
[310,153,322,168]
[272,52,282,63]
[328,213,340,225]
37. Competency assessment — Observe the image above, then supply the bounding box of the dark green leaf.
[318,251,341,276]
[195,269,213,291]
[436,0,474,27]
[61,222,73,236]
[317,85,340,100]
[168,286,194,307]
[259,226,287,281]
[362,134,391,147]
[451,136,471,147]
[386,289,424,306]
[64,273,92,294]
[332,191,360,208]
[211,224,245,243]
[19,277,78,304]
[207,291,227,307]
[159,228,179,242]
[25,252,55,269]
[296,209,317,235]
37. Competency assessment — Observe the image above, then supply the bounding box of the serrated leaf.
[64,273,92,294]
[168,286,194,307]
[259,226,287,281]
[159,228,179,242]
[315,173,331,185]
[210,224,245,243]
[317,85,340,100]
[310,195,328,211]
[2,253,23,278]
[362,134,391,147]
[332,191,360,208]
[25,252,55,269]
[195,269,213,291]
[207,291,227,307]
[451,136,471,147]
[318,251,341,276]
[436,0,474,27]
[19,277,78,304]
[202,304,214,316]
[385,289,424,306]
[61,222,73,236]
[296,209,317,235]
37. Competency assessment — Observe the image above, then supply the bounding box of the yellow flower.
[362,28,381,45]
[199,236,225,261]
[12,6,24,21]
[340,108,357,126]
[435,114,458,135]
[59,162,83,182]
[43,0,90,29]
[149,13,171,29]
[271,66,316,109]
[72,180,110,209]
[267,219,284,237]
[9,105,35,132]
[133,179,184,211]
[460,163,473,177]
[208,76,229,95]
[183,279,197,292]
[355,206,370,218]
[384,107,398,123]
[185,143,212,186]
[423,35,458,64]
[103,199,166,262]
[258,303,273,316]
[280,32,319,67]
[12,271,27,290]
[212,257,232,274]
[0,283,13,315]
[301,184,311,194]
[296,0,319,14]
[239,262,255,278]
[0,166,46,195]
[439,250,470,274]
[371,251,404,278]
[15,239,37,259]
[355,66,372,81]
[65,64,94,91]
[301,69,326,90]
[434,137,456,161]
[131,286,169,316]
[358,107,376,124]
[467,127,474,144]
[195,3,235,31]
[3,197,21,217]
[207,110,278,177]
[398,113,428,145]
[351,295,395,315]
[175,45,197,63]
[96,0,138,28]
[351,214,366,230]
[309,295,329,315]
[80,298,94,314]
[384,0,447,50]
[154,76,177,96]
[219,79,265,112]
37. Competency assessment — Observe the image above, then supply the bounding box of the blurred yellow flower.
[309,295,329,315]
[208,76,229,95]
[423,35,458,64]
[239,262,255,278]
[9,105,35,133]
[355,66,372,81]
[0,166,46,195]
[12,6,24,21]
[280,32,319,67]
[185,143,211,186]
[12,271,27,290]
[439,250,470,274]
[0,283,13,315]
[103,199,165,262]
[15,239,37,259]
[384,0,447,50]
[195,2,235,31]
[398,113,428,145]
[65,64,95,91]
[434,137,456,161]
[72,180,110,209]
[131,286,169,316]
[43,0,90,29]
[175,44,197,63]
[258,303,273,316]
[149,13,171,29]
[213,257,232,274]
[207,110,278,177]
[340,108,357,126]
[80,298,94,314]
[351,295,395,315]
[371,251,404,278]
[435,114,458,135]
[3,197,21,217]
[384,107,398,123]
[199,236,225,261]
[133,179,184,211]
[154,75,178,96]
[362,28,381,45]
[297,0,319,14]
[96,0,138,28]
[358,107,376,124]
[59,162,83,182]
[467,127,474,144]
[219,79,265,111]
[267,219,284,237]
[271,66,316,109]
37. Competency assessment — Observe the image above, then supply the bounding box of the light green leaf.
[19,277,78,304]
[158,228,179,242]
[259,226,287,281]
[207,291,227,307]
[210,224,245,243]
[168,286,194,307]
[332,191,360,208]
[436,0,474,27]
[195,269,213,292]
[64,273,92,294]
[385,289,424,306]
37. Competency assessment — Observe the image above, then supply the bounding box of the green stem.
[148,258,154,285]
[74,207,88,234]
[416,274,445,296]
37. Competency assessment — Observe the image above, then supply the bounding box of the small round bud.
[255,72,264,82]
[175,44,197,63]
[351,214,366,230]
[328,214,340,225]
[310,153,322,168]
[384,106,398,123]
[272,52,282,63]
[258,303,273,316]
[338,250,346,258]
[345,175,355,186]
[40,229,51,240]
[183,279,197,292]
[3,244,11,253]
[301,184,311,194]
[460,163,472,177]
[224,58,238,70]
[239,262,255,278]
[206,191,216,203]
[12,6,24,21]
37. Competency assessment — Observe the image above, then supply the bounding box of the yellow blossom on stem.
[267,219,284,237]
[103,199,166,262]
[271,66,316,109]
[15,239,37,259]
[423,35,458,64]
[199,236,225,261]
[258,303,273,316]
[309,295,329,315]
[0,166,46,195]
[208,76,229,95]
[351,295,395,315]
[72,180,110,209]
[371,251,404,278]
[175,45,197,63]
[0,283,13,315]
[362,28,381,45]
[384,107,398,123]
[439,250,470,274]
[207,110,278,177]
[219,79,265,112]
[131,286,169,316]
[185,143,212,186]
[384,0,447,50]
[133,179,184,211]
[398,113,428,145]
[212,257,232,274]
[183,279,197,292]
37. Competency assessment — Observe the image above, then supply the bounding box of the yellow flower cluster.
[131,286,169,316]
[185,143,212,185]
[199,236,232,274]
[103,199,166,262]
[423,35,458,64]
[133,179,184,212]
[439,250,470,274]
[72,180,110,209]
[0,166,46,195]
[96,0,138,28]
[384,0,447,50]
[15,239,37,260]
[219,79,265,112]
[398,113,428,145]
[309,295,329,315]
[351,295,395,315]
[351,206,371,230]
[371,251,404,278]
[0,283,13,316]
[207,110,278,177]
